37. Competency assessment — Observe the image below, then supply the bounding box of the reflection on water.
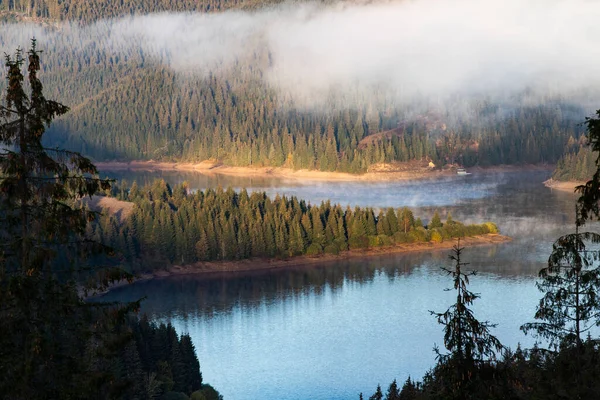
[101,170,583,400]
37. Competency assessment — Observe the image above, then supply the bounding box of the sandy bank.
[96,234,511,295]
[83,196,134,222]
[95,160,442,181]
[95,160,553,183]
[543,178,585,193]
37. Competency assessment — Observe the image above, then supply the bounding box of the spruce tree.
[385,379,400,400]
[429,210,442,229]
[575,109,600,225]
[0,40,133,399]
[521,225,600,349]
[429,240,503,399]
[400,207,415,233]
[369,384,383,400]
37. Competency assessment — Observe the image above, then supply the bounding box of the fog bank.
[2,0,600,110]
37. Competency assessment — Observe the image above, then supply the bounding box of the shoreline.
[543,178,584,193]
[98,234,511,295]
[95,160,554,183]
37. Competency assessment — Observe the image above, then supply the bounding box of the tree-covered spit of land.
[90,179,500,274]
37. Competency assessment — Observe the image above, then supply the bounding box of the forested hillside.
[0,0,283,21]
[0,2,590,172]
[552,146,597,182]
[551,133,598,182]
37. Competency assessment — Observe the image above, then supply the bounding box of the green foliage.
[429,211,442,229]
[521,230,600,348]
[0,40,135,399]
[323,243,339,255]
[0,41,211,400]
[385,379,400,400]
[368,339,600,400]
[368,108,600,400]
[409,227,428,243]
[129,318,203,398]
[190,384,224,400]
[0,11,586,173]
[0,0,286,21]
[553,144,597,182]
[429,241,503,399]
[96,181,498,272]
[305,243,323,256]
[393,231,410,244]
[575,109,600,225]
[162,392,190,400]
[399,207,415,233]
[369,384,383,400]
[482,222,499,234]
[429,230,442,243]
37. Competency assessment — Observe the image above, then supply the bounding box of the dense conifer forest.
[362,109,600,400]
[5,2,600,399]
[552,145,597,182]
[0,41,219,400]
[103,317,218,400]
[91,180,498,273]
[0,0,285,21]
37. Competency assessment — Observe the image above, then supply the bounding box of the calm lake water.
[101,169,581,400]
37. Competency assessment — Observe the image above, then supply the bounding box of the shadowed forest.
[3,1,600,399]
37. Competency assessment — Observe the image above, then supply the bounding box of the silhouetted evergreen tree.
[0,40,136,399]
[385,379,400,400]
[575,109,600,225]
[428,240,503,399]
[521,225,600,349]
[0,40,214,400]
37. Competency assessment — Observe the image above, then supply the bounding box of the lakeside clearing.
[95,160,554,183]
[97,234,511,295]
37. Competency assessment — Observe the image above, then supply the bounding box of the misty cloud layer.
[2,0,600,110]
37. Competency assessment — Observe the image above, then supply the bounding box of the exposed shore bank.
[95,160,553,183]
[97,234,511,295]
[543,178,584,193]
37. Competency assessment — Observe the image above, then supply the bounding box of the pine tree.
[574,109,600,225]
[429,210,442,229]
[385,379,400,400]
[429,240,503,399]
[400,207,415,233]
[385,208,399,235]
[521,225,600,349]
[399,377,418,400]
[369,384,383,400]
[0,40,133,399]
[179,334,202,393]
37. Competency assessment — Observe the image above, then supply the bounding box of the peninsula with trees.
[89,180,507,278]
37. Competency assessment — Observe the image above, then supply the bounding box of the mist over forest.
[4,0,600,109]
[0,0,597,170]
[5,1,600,400]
